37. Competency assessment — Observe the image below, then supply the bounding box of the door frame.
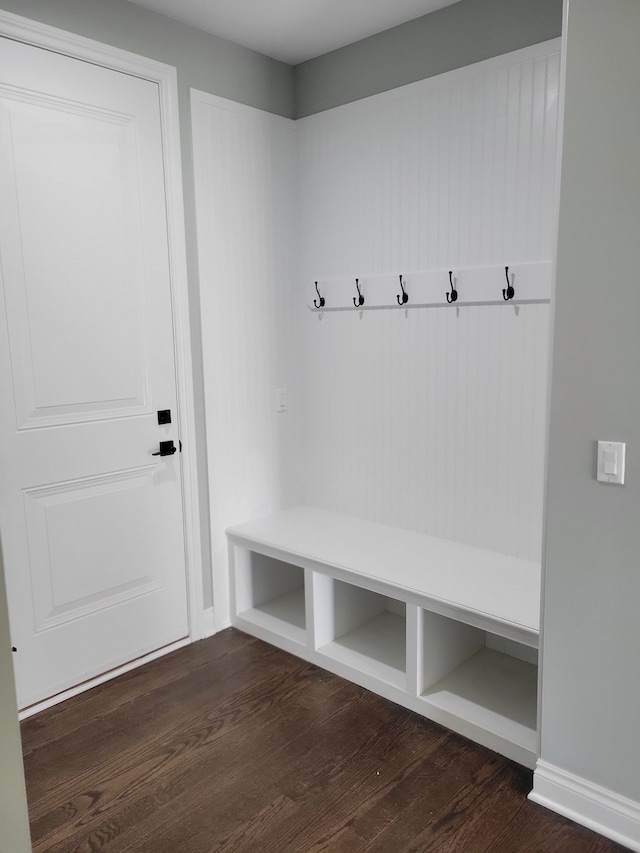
[0,10,205,694]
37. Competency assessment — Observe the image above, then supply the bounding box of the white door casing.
[0,12,203,710]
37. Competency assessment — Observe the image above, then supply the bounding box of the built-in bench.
[226,506,540,768]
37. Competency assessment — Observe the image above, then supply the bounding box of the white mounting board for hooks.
[308,262,553,311]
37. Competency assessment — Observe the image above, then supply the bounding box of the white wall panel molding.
[296,40,560,563]
[297,42,561,279]
[298,302,550,561]
[191,91,298,631]
[531,761,640,852]
[203,607,217,637]
[193,39,561,628]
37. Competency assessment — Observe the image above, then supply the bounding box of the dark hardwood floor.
[21,629,625,852]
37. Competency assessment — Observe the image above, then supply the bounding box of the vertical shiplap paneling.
[296,43,560,562]
[192,92,297,626]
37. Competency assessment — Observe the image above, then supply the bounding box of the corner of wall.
[531,761,640,852]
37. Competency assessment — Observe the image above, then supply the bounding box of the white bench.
[226,506,540,768]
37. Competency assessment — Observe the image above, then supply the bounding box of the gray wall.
[541,0,640,802]
[294,0,563,117]
[0,543,32,853]
[0,0,293,115]
[0,0,295,608]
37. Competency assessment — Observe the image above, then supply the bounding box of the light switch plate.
[597,440,626,485]
[276,388,287,412]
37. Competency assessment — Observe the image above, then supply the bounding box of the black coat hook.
[313,281,325,308]
[397,274,408,305]
[353,278,364,307]
[446,270,458,303]
[502,266,515,301]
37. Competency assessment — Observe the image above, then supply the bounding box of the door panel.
[0,37,189,708]
[3,106,149,423]
[24,468,165,629]
[1,73,151,427]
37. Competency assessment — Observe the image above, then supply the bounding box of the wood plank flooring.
[21,629,626,852]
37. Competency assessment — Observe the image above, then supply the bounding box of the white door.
[0,37,189,709]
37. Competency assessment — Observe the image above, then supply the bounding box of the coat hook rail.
[502,265,515,301]
[306,262,551,311]
[396,274,408,305]
[446,270,458,303]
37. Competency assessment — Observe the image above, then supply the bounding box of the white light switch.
[597,440,626,485]
[603,450,617,475]
[276,388,287,412]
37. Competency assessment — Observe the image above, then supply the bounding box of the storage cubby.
[419,610,538,759]
[227,507,541,767]
[233,548,306,645]
[317,578,406,690]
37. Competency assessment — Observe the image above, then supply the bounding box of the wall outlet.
[276,388,287,412]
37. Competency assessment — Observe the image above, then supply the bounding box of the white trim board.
[203,607,218,638]
[191,86,297,634]
[191,88,296,126]
[531,761,640,852]
[0,11,204,649]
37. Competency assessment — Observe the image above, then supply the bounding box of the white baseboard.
[203,607,231,637]
[530,760,640,851]
[203,607,216,637]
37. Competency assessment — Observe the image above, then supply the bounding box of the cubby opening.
[317,578,406,689]
[419,610,538,754]
[234,550,306,644]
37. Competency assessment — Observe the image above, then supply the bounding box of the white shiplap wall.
[296,41,560,562]
[298,43,560,275]
[192,40,561,626]
[191,92,298,627]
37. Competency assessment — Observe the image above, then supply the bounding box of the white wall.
[192,39,561,625]
[296,42,560,562]
[192,93,298,628]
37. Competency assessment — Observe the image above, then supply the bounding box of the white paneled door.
[0,37,189,709]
